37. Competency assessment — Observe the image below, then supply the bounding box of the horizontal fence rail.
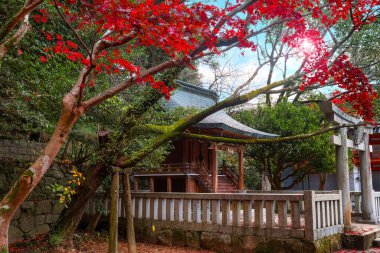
[86,191,343,241]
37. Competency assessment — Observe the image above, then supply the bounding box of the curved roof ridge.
[175,80,218,102]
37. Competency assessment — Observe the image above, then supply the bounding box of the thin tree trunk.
[123,173,136,253]
[86,190,109,233]
[0,103,80,252]
[319,173,327,191]
[50,161,107,246]
[109,170,119,253]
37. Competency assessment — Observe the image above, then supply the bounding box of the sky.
[194,0,339,106]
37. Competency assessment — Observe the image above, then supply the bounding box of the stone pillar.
[336,127,351,229]
[211,144,218,193]
[360,132,377,222]
[238,148,244,191]
[262,174,271,191]
[167,176,172,192]
[133,177,139,191]
[150,177,155,192]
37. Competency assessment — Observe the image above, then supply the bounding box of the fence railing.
[350,191,380,220]
[87,190,343,241]
[132,163,196,174]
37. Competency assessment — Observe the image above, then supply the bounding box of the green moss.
[49,232,64,247]
[1,246,8,253]
[315,236,333,253]
[22,168,35,178]
[6,168,35,203]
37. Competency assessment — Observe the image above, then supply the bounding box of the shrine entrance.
[320,101,377,228]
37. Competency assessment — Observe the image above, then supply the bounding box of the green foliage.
[46,167,85,207]
[234,102,335,190]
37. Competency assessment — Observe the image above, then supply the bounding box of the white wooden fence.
[86,190,343,241]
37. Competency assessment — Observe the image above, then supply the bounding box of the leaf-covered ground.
[9,233,215,253]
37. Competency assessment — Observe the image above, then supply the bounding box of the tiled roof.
[164,81,277,138]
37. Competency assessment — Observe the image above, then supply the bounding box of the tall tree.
[235,102,335,190]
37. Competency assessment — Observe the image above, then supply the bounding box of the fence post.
[109,168,120,253]
[304,190,316,241]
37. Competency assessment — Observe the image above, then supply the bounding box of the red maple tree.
[0,0,378,250]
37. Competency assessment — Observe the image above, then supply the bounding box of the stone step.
[343,226,380,250]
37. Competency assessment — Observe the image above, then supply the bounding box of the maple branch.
[52,0,91,57]
[198,18,293,59]
[83,59,180,110]
[0,15,31,62]
[101,32,136,49]
[0,0,43,43]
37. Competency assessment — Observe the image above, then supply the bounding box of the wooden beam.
[150,177,154,192]
[133,177,139,191]
[238,149,244,191]
[211,145,218,193]
[167,176,172,192]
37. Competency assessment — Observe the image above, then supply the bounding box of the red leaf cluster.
[34,0,378,119]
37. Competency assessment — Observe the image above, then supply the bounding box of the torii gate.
[320,101,377,229]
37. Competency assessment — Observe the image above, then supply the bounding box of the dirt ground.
[9,233,215,253]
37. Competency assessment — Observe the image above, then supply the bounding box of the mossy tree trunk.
[50,161,108,246]
[0,93,83,251]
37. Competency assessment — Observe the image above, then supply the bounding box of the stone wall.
[132,220,342,253]
[0,139,71,243]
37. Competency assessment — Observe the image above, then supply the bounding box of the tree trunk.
[319,173,327,191]
[86,190,109,233]
[50,161,107,246]
[123,173,136,253]
[0,101,81,252]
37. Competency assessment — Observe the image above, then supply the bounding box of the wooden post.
[238,147,244,191]
[133,177,139,191]
[109,169,119,253]
[123,173,137,253]
[167,176,172,192]
[335,128,352,229]
[360,132,377,222]
[211,144,218,193]
[150,176,155,192]
[186,176,190,192]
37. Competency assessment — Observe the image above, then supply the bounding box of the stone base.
[356,219,379,225]
[343,227,380,250]
[133,222,342,253]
